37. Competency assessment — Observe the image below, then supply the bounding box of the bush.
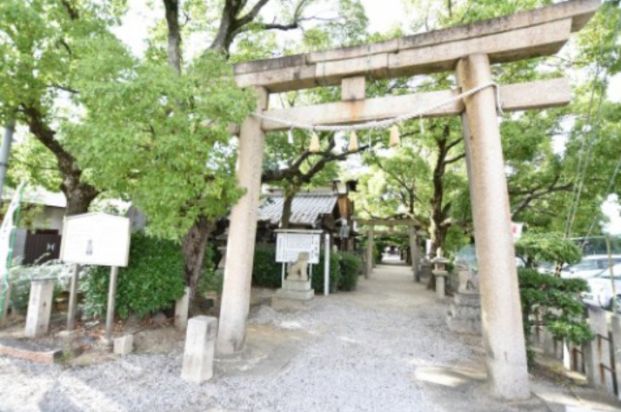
[516,232,581,271]
[337,252,362,291]
[312,252,341,294]
[252,244,281,288]
[82,234,186,319]
[518,268,592,366]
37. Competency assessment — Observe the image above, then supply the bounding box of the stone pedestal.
[182,316,217,383]
[447,292,482,335]
[275,279,314,301]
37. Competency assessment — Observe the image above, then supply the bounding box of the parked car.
[582,263,621,310]
[560,255,621,280]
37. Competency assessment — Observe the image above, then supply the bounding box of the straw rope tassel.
[309,131,321,152]
[348,131,359,151]
[389,125,400,147]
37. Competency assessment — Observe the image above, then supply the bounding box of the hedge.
[83,233,186,319]
[337,252,362,291]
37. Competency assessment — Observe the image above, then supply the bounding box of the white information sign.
[276,229,322,264]
[60,212,131,267]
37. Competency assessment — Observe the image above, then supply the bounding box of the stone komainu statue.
[287,252,310,281]
[457,266,479,294]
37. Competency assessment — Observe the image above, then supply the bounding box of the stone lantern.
[432,249,450,299]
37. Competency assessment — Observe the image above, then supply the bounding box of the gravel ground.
[1,263,619,412]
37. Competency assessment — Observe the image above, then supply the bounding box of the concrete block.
[175,287,191,330]
[113,335,134,356]
[24,279,55,338]
[182,316,217,383]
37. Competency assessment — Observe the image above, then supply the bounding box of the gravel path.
[1,263,619,411]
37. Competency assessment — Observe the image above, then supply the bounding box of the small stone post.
[175,287,191,330]
[611,314,621,401]
[25,279,55,338]
[432,251,449,299]
[182,316,218,384]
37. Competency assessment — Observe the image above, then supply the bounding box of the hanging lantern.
[348,130,359,151]
[287,128,294,144]
[389,125,401,147]
[309,131,321,152]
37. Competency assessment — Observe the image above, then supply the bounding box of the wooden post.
[66,264,79,330]
[365,227,374,278]
[456,53,529,400]
[217,88,268,355]
[105,266,119,342]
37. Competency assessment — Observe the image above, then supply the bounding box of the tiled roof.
[258,191,337,227]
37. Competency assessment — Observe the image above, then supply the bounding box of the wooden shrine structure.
[216,0,600,400]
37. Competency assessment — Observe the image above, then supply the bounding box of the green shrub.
[82,234,186,319]
[252,244,281,288]
[312,252,341,294]
[518,268,592,366]
[337,252,362,291]
[516,232,581,271]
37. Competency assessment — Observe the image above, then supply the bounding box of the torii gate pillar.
[457,54,529,399]
[217,88,268,355]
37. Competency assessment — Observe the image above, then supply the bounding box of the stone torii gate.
[355,218,422,279]
[216,0,599,400]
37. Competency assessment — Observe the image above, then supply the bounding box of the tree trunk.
[63,180,98,216]
[182,217,212,300]
[281,192,294,228]
[163,0,182,72]
[23,105,99,216]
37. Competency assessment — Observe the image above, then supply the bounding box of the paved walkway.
[0,263,620,411]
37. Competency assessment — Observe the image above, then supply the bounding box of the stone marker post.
[175,287,191,330]
[182,316,218,383]
[25,278,55,338]
[456,53,530,400]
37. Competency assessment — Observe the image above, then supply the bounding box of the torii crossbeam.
[216,0,600,400]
